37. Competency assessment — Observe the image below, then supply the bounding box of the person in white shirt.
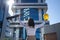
[20,18,45,40]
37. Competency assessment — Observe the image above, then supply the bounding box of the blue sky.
[46,0,60,25]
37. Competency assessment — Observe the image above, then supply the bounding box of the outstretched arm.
[20,21,26,26]
[35,21,45,28]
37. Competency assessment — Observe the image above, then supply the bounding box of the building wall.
[44,23,60,40]
[54,23,60,40]
[44,25,56,34]
[0,0,12,40]
[0,0,6,39]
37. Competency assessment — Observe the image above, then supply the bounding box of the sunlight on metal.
[6,0,14,16]
[10,32,12,36]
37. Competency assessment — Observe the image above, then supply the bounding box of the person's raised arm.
[18,14,27,27]
[20,21,26,26]
[35,21,45,29]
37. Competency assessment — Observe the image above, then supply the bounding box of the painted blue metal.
[22,27,27,40]
[15,4,47,6]
[0,7,3,21]
[20,8,39,21]
[41,9,44,20]
[21,0,38,3]
[35,28,41,39]
[0,4,5,37]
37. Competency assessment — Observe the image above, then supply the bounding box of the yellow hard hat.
[43,13,49,21]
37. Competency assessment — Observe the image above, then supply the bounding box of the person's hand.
[42,21,45,25]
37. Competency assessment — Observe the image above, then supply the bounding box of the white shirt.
[20,22,45,36]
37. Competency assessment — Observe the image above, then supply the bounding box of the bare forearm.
[35,21,45,28]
